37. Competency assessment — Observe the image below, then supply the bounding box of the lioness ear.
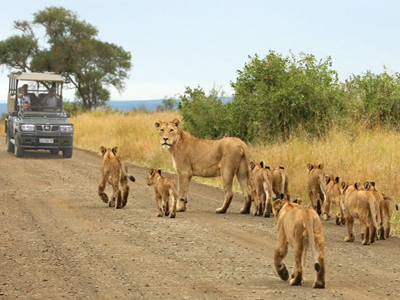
[155,120,162,128]
[112,147,118,156]
[171,118,180,127]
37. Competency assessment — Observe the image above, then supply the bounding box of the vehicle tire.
[50,149,59,155]
[6,130,14,153]
[14,136,24,158]
[62,148,73,158]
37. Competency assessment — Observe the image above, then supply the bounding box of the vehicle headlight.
[60,125,74,133]
[21,124,35,131]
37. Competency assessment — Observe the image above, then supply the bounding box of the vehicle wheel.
[50,149,59,155]
[62,148,73,158]
[6,130,14,153]
[14,137,24,158]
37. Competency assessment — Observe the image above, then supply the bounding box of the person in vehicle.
[42,87,59,106]
[12,84,31,108]
[22,101,31,111]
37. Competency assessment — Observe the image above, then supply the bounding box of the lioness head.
[154,118,181,150]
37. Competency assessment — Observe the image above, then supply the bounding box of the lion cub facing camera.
[272,199,325,289]
[147,168,178,218]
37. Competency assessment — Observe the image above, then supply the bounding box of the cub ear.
[259,161,264,168]
[155,120,162,128]
[265,165,271,170]
[112,147,118,156]
[339,180,348,191]
[318,163,324,169]
[307,163,314,172]
[100,146,106,155]
[149,168,155,176]
[279,166,285,170]
[171,118,180,127]
[293,198,303,206]
[157,169,162,175]
[369,181,375,187]
[249,160,256,170]
[272,199,284,214]
[335,176,340,183]
[324,175,331,184]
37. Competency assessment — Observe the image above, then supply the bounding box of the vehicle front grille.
[36,125,59,132]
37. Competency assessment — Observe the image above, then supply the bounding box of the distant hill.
[0,97,232,115]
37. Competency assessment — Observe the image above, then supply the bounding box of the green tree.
[343,69,400,129]
[179,85,229,139]
[0,6,131,110]
[157,96,178,111]
[229,50,344,142]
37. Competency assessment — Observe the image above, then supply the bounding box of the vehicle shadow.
[14,150,65,159]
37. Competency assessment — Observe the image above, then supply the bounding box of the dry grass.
[2,110,399,234]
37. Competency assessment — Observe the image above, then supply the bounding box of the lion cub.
[249,160,273,217]
[339,181,379,245]
[272,199,325,289]
[98,146,136,209]
[147,168,178,218]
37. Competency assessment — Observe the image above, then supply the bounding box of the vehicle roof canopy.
[8,72,64,82]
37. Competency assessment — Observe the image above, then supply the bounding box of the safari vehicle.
[4,72,74,158]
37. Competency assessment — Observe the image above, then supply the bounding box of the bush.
[229,51,345,142]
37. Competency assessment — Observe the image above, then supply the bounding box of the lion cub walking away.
[98,146,136,209]
[147,168,178,218]
[249,160,273,217]
[307,163,327,215]
[272,199,325,289]
[321,175,345,225]
[260,162,290,201]
[339,181,379,245]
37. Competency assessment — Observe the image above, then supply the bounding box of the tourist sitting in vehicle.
[11,84,31,109]
[42,88,59,107]
[22,101,31,111]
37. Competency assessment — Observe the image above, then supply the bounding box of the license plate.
[39,138,54,143]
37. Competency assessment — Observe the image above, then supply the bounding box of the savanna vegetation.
[1,7,399,233]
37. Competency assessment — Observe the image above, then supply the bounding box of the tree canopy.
[0,6,131,110]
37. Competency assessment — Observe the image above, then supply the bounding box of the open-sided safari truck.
[5,72,74,158]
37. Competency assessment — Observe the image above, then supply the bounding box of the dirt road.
[0,136,399,300]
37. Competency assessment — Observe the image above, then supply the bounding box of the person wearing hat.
[42,87,60,107]
[18,84,31,107]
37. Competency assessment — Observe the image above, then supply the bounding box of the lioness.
[146,168,178,218]
[249,160,273,217]
[321,175,345,225]
[272,199,325,289]
[155,118,252,214]
[98,146,135,208]
[339,181,379,245]
[260,162,290,201]
[307,163,326,215]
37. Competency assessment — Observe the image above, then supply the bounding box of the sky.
[1,0,400,102]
